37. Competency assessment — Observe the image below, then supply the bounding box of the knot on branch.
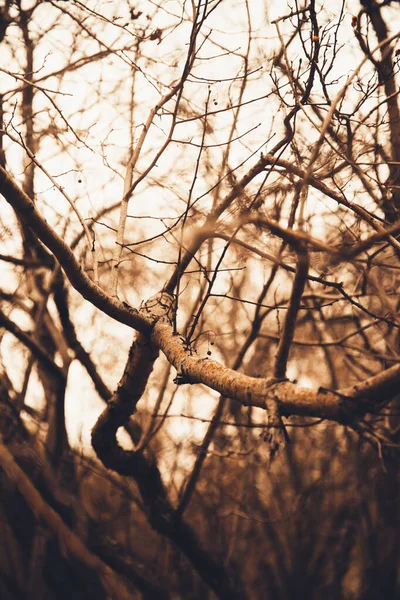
[140,291,176,323]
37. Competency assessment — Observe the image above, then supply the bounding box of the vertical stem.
[274,244,309,379]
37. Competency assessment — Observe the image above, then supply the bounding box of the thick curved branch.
[151,316,400,423]
[92,334,160,473]
[0,165,152,334]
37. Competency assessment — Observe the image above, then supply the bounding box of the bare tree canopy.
[0,1,399,598]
